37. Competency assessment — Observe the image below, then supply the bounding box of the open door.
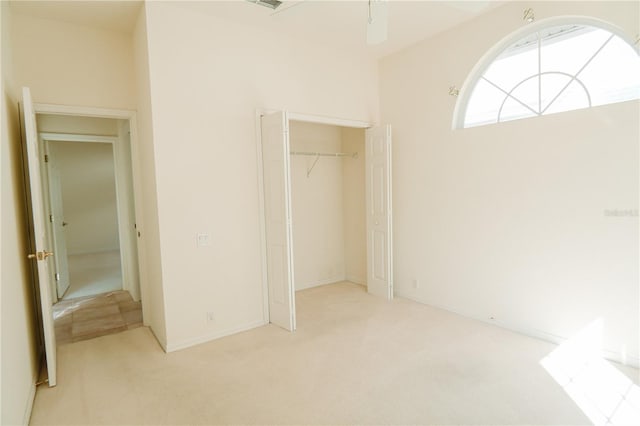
[45,142,71,298]
[365,125,393,300]
[261,111,296,331]
[22,87,57,386]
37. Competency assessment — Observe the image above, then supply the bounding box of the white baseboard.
[147,326,168,352]
[165,319,266,353]
[345,275,366,286]
[396,289,640,368]
[294,276,346,291]
[22,380,37,425]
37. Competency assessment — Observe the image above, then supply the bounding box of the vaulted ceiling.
[9,0,506,59]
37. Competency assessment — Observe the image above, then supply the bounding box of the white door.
[45,142,71,298]
[261,111,296,331]
[22,87,57,386]
[365,125,393,300]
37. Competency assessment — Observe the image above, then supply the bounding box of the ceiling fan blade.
[366,0,388,45]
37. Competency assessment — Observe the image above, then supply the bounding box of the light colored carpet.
[30,282,638,425]
[63,250,122,300]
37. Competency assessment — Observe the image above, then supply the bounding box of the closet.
[289,121,366,291]
[259,111,393,332]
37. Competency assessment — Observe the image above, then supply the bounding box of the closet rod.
[290,151,358,158]
[290,151,358,177]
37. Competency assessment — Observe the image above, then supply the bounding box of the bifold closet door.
[261,111,297,331]
[365,125,393,300]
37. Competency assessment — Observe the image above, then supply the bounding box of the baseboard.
[294,276,346,291]
[165,319,266,353]
[22,380,37,425]
[345,275,366,286]
[147,325,168,352]
[396,289,640,369]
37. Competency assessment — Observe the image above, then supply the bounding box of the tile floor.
[53,290,142,344]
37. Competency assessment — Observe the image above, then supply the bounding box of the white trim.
[452,15,640,130]
[40,132,117,144]
[288,112,371,129]
[22,381,37,425]
[295,276,347,291]
[165,320,266,353]
[346,275,367,286]
[34,103,135,120]
[396,289,640,368]
[255,109,270,325]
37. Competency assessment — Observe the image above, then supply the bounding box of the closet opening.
[258,110,393,332]
[289,121,367,292]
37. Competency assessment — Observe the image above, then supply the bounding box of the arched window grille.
[455,19,640,129]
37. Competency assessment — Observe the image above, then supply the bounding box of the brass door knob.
[27,251,54,261]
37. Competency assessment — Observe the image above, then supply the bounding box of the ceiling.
[9,0,505,58]
[9,0,143,34]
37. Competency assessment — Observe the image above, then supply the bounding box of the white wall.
[143,1,379,350]
[10,12,136,109]
[290,122,345,289]
[342,128,366,285]
[49,141,120,255]
[9,7,167,343]
[380,1,639,365]
[1,3,40,424]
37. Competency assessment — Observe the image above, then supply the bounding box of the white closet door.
[22,87,58,386]
[365,125,393,300]
[261,111,296,331]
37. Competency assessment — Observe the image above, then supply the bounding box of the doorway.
[44,137,122,300]
[37,114,140,303]
[257,110,393,332]
[20,87,145,385]
[36,114,143,345]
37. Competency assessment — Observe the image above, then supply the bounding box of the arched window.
[454,18,640,129]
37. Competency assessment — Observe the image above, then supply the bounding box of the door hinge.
[44,154,49,163]
[49,214,54,223]
[55,273,60,281]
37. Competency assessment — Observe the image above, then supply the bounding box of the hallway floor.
[53,290,142,345]
[63,250,123,300]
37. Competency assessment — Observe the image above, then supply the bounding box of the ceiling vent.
[247,0,283,10]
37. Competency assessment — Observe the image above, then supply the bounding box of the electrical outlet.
[206,311,215,323]
[412,279,419,289]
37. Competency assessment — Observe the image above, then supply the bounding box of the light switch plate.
[197,233,210,247]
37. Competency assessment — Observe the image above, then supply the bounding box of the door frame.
[39,131,141,302]
[33,103,147,309]
[255,109,372,325]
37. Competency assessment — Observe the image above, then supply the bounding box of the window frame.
[452,16,640,130]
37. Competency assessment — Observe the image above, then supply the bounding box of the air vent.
[247,0,283,10]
